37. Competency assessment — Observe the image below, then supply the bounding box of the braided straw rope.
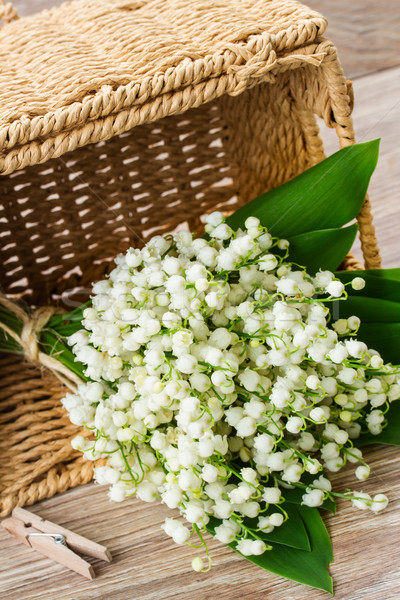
[0,0,379,515]
[0,0,18,25]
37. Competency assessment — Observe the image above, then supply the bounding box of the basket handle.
[320,42,382,269]
[0,0,19,26]
[333,82,381,270]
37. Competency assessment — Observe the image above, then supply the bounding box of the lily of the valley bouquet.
[1,140,399,594]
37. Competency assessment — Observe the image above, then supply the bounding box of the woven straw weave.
[0,0,380,516]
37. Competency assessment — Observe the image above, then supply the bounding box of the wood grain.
[319,66,400,268]
[307,0,400,78]
[1,445,399,600]
[1,2,399,599]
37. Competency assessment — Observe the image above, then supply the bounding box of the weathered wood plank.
[319,66,400,268]
[1,445,399,600]
[307,0,400,78]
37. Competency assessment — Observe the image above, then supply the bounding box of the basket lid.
[0,0,326,174]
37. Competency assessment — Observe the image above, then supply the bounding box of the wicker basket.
[0,0,380,516]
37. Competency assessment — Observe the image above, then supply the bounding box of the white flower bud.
[162,488,183,509]
[259,254,278,271]
[370,493,389,513]
[136,481,157,502]
[355,465,370,480]
[211,223,233,240]
[302,489,325,507]
[276,278,297,295]
[370,354,384,369]
[326,280,345,297]
[351,492,372,510]
[245,216,260,229]
[236,416,257,438]
[312,475,332,492]
[333,319,349,335]
[351,277,366,290]
[239,501,260,519]
[185,502,206,524]
[112,411,128,427]
[202,464,219,483]
[298,432,316,451]
[108,486,126,502]
[328,343,348,364]
[286,416,303,434]
[347,316,361,330]
[346,340,367,359]
[309,407,327,424]
[213,499,233,519]
[175,354,198,374]
[238,368,260,392]
[282,463,303,483]
[269,513,284,527]
[241,468,258,484]
[192,557,204,572]
[205,211,224,227]
[262,488,281,504]
[119,381,136,401]
[214,524,237,544]
[366,378,383,394]
[71,435,86,450]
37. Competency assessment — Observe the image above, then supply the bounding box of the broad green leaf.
[336,269,400,302]
[227,140,379,238]
[260,503,310,550]
[287,225,358,274]
[355,400,400,447]
[354,322,400,363]
[241,503,311,551]
[208,507,333,593]
[281,474,336,514]
[340,268,400,282]
[331,296,400,323]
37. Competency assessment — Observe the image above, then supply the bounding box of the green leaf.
[287,224,358,274]
[339,268,400,283]
[227,140,380,237]
[355,400,400,447]
[40,330,88,382]
[260,503,310,550]
[353,322,400,363]
[336,269,400,302]
[331,296,400,323]
[208,507,333,593]
[248,503,311,551]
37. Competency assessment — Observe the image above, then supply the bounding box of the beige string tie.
[0,293,82,392]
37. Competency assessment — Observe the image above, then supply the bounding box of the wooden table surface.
[1,2,400,599]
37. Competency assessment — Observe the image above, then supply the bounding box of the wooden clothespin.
[2,507,112,579]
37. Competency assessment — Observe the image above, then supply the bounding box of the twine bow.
[0,292,82,392]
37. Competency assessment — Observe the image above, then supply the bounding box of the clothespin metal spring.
[28,532,67,546]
